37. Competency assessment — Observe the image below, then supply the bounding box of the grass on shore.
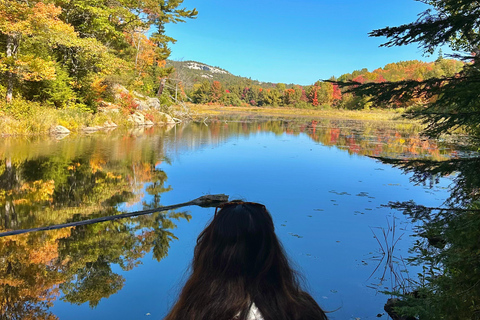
[189,104,409,122]
[0,98,179,136]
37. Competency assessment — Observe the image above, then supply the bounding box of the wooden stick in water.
[0,194,229,238]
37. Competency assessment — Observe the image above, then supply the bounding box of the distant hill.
[166,60,280,89]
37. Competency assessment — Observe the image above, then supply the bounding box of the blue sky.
[165,0,438,85]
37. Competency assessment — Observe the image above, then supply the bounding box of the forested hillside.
[166,60,280,89]
[178,57,464,110]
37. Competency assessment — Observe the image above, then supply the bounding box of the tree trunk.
[5,35,17,103]
[157,78,167,97]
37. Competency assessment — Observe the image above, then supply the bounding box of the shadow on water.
[0,117,478,319]
[372,154,480,320]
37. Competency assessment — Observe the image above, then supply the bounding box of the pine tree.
[338,0,480,142]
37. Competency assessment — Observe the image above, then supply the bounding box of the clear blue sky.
[165,0,438,85]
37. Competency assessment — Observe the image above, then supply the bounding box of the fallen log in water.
[0,194,229,238]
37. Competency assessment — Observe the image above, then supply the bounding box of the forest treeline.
[183,57,464,110]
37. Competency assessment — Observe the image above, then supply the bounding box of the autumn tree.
[281,85,302,106]
[53,0,197,100]
[307,84,319,107]
[0,1,81,103]
[210,81,223,103]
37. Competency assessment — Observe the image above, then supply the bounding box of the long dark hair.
[164,201,327,320]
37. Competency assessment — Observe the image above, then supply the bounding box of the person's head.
[164,201,327,320]
[194,201,286,284]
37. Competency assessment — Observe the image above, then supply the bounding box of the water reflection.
[374,155,480,319]
[0,117,474,319]
[163,116,460,161]
[0,127,190,319]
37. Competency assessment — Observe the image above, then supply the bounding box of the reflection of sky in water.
[50,125,452,320]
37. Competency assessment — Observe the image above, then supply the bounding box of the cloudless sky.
[165,0,438,85]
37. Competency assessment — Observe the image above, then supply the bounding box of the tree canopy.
[0,0,197,109]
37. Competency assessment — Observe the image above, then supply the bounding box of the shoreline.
[0,105,181,138]
[0,103,416,137]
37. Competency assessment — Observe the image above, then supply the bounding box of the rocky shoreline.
[50,84,182,137]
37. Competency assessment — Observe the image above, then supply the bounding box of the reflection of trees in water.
[379,157,480,207]
[0,228,69,320]
[176,117,458,160]
[57,209,189,308]
[0,141,189,319]
[375,155,480,319]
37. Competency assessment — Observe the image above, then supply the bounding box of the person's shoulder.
[247,303,264,320]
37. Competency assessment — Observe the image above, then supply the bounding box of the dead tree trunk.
[157,78,167,97]
[5,34,18,103]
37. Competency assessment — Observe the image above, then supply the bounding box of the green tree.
[275,83,286,91]
[221,91,242,106]
[263,88,282,107]
[192,80,211,104]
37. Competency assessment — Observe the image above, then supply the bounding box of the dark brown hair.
[164,201,327,320]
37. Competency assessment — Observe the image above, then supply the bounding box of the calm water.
[0,116,465,319]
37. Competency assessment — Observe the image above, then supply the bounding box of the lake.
[0,115,469,319]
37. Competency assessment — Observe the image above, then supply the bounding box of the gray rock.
[157,112,176,124]
[146,98,161,109]
[128,112,146,126]
[83,126,103,132]
[113,84,129,94]
[113,84,130,101]
[132,91,146,99]
[134,98,149,111]
[98,101,120,113]
[103,120,118,128]
[53,125,70,134]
